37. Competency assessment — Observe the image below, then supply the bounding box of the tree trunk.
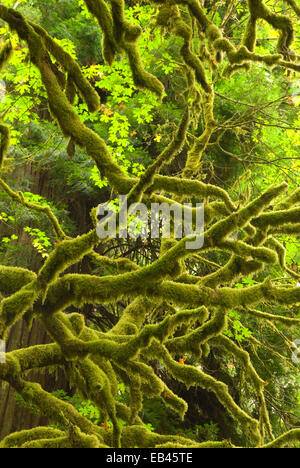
[0,162,68,440]
[0,319,68,440]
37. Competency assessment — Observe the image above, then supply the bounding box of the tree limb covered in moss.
[0,0,299,449]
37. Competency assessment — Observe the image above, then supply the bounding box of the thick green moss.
[0,427,65,448]
[151,340,262,445]
[0,266,36,295]
[262,429,300,448]
[156,3,211,94]
[0,0,299,450]
[283,0,300,16]
[0,283,36,339]
[0,177,67,239]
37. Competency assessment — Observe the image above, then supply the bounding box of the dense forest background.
[0,0,299,448]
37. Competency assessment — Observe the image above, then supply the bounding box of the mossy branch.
[0,0,299,449]
[262,429,300,448]
[0,177,67,240]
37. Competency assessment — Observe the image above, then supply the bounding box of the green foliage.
[23,226,52,258]
[0,0,299,451]
[224,310,253,343]
[52,390,101,425]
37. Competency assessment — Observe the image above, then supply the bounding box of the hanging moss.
[212,335,273,441]
[85,0,164,98]
[30,23,100,113]
[156,3,211,94]
[125,43,164,98]
[247,0,294,53]
[242,17,257,51]
[183,93,215,178]
[20,430,101,448]
[166,307,227,355]
[0,0,300,450]
[150,340,262,445]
